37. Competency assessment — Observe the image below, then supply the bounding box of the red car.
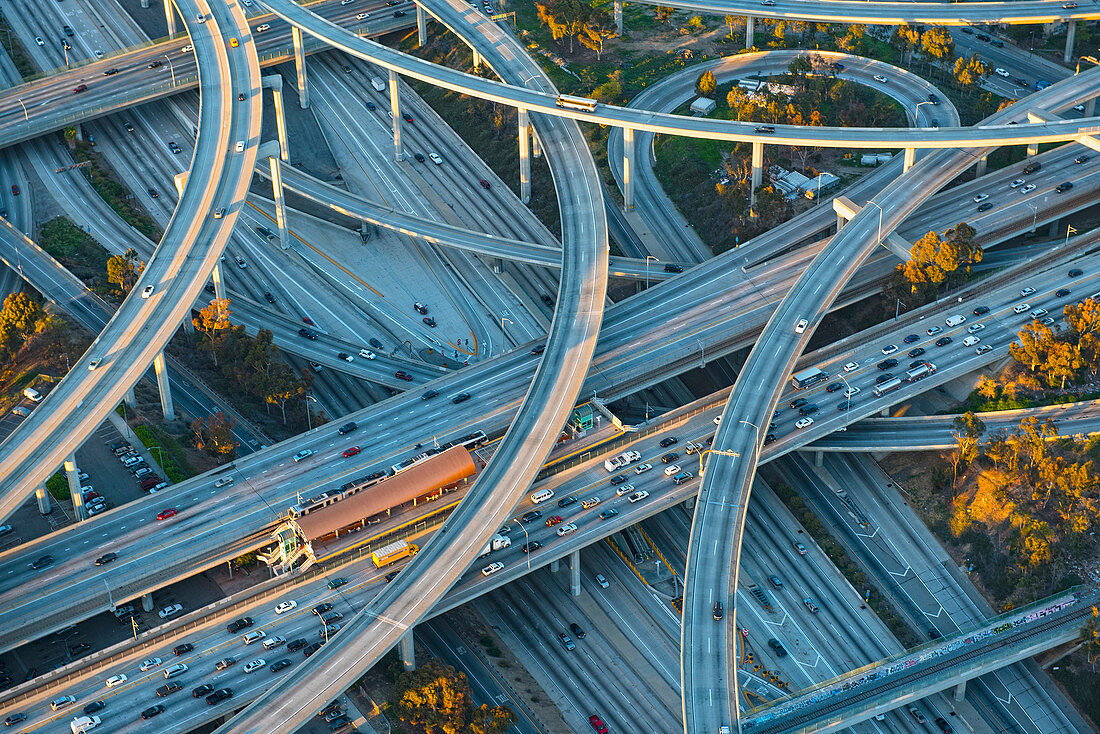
[342,446,361,458]
[588,715,608,733]
[479,179,491,190]
[156,507,177,521]
[545,515,563,527]
[72,84,88,94]
[395,371,413,381]
[302,317,314,325]
[10,184,19,196]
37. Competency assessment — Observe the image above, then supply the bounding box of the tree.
[891,24,921,64]
[395,659,471,732]
[0,292,43,356]
[920,26,955,66]
[953,54,986,94]
[106,248,142,295]
[190,412,237,456]
[950,411,986,492]
[724,14,738,38]
[193,298,234,366]
[787,55,812,76]
[696,70,717,97]
[654,6,674,25]
[577,26,606,60]
[264,362,307,424]
[1082,606,1100,671]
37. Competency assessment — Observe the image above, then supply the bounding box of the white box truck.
[370,76,386,92]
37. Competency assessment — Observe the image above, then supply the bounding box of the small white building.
[690,97,716,115]
[802,172,841,199]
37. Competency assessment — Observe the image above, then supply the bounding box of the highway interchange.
[0,0,1099,732]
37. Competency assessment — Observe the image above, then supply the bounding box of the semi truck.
[371,539,419,568]
[478,533,512,557]
[872,378,903,397]
[904,361,936,382]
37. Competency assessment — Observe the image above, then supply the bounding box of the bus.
[556,94,597,112]
[790,367,829,390]
[872,378,903,397]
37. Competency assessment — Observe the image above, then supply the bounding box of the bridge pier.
[173,171,188,198]
[550,558,560,573]
[954,680,966,701]
[518,108,531,204]
[749,141,763,215]
[1064,21,1076,64]
[154,351,174,421]
[880,406,890,417]
[268,154,290,250]
[65,454,84,522]
[263,76,290,161]
[570,550,581,596]
[1026,141,1039,157]
[532,130,542,158]
[291,27,310,109]
[814,450,823,468]
[163,0,176,36]
[417,5,427,46]
[472,48,482,70]
[974,154,988,177]
[684,496,695,512]
[614,0,623,35]
[1085,97,1096,117]
[142,592,154,612]
[399,629,415,671]
[745,15,755,49]
[903,147,916,173]
[623,126,635,211]
[212,262,226,302]
[389,70,404,162]
[124,386,136,410]
[35,484,51,514]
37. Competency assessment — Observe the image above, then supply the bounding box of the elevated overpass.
[743,589,1098,734]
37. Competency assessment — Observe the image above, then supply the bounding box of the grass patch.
[133,423,194,483]
[37,217,114,296]
[0,12,36,79]
[771,481,921,647]
[46,473,68,502]
[71,141,161,242]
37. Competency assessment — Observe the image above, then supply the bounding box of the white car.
[595,573,610,588]
[628,490,650,503]
[292,450,313,463]
[873,74,887,83]
[243,659,266,673]
[274,600,297,614]
[94,49,103,58]
[1021,287,1035,297]
[556,523,578,536]
[140,658,162,672]
[995,67,1010,77]
[181,45,193,53]
[1020,183,1036,194]
[481,561,504,576]
[141,285,155,299]
[262,636,286,650]
[843,361,858,372]
[926,326,943,336]
[844,386,861,398]
[342,0,355,4]
[663,464,681,477]
[255,23,270,32]
[794,318,808,333]
[428,152,443,165]
[35,37,44,46]
[1010,178,1025,188]
[1013,303,1031,314]
[358,349,376,360]
[795,417,814,429]
[105,674,128,688]
[880,344,898,355]
[973,193,988,203]
[633,463,652,475]
[356,12,370,19]
[615,483,635,497]
[967,323,985,333]
[158,603,183,619]
[962,335,981,347]
[713,415,722,425]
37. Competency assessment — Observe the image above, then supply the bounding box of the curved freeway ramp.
[216,0,608,730]
[0,0,262,517]
[681,67,1100,734]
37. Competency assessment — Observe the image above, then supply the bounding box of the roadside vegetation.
[885,223,983,308]
[0,12,36,79]
[68,137,162,242]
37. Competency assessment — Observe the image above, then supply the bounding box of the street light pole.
[16,98,27,121]
[305,394,318,431]
[697,448,742,478]
[512,518,531,570]
[646,255,659,289]
[1066,224,1077,247]
[164,54,175,86]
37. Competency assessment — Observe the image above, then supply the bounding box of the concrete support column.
[1026,141,1039,157]
[164,0,176,36]
[472,48,482,70]
[685,496,696,511]
[570,550,581,596]
[1048,218,1060,237]
[749,141,763,214]
[212,262,226,302]
[614,0,623,35]
[903,147,916,172]
[550,558,560,573]
[269,156,290,250]
[880,406,890,417]
[745,15,755,49]
[36,484,51,515]
[154,351,174,421]
[65,455,84,522]
[532,130,542,158]
[1065,21,1076,64]
[623,126,636,210]
[142,592,154,612]
[263,76,290,161]
[417,4,427,46]
[954,681,966,701]
[141,0,149,8]
[974,154,988,178]
[389,69,404,162]
[814,450,823,468]
[173,171,188,197]
[399,629,415,671]
[291,27,310,109]
[124,387,137,410]
[518,108,531,204]
[1085,97,1096,117]
[836,213,846,232]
